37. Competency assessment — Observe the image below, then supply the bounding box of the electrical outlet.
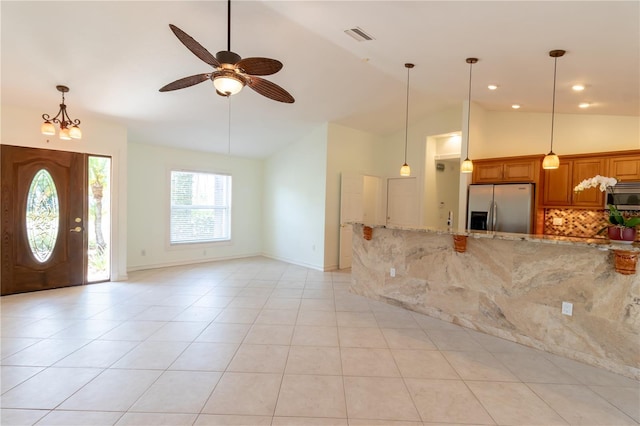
[390,268,396,277]
[562,301,573,316]
[553,217,564,226]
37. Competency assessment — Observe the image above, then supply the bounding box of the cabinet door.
[473,163,503,183]
[503,160,536,182]
[572,158,605,207]
[608,156,640,182]
[543,161,572,206]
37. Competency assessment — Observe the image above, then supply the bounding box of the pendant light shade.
[400,63,414,176]
[461,57,478,174]
[542,49,565,170]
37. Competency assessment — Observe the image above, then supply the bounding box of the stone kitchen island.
[350,223,640,379]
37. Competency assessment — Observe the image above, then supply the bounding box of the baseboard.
[126,252,263,273]
[261,253,326,271]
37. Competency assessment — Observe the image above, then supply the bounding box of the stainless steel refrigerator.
[467,183,534,233]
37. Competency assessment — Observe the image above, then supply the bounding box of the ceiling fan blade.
[159,74,211,92]
[236,57,283,76]
[246,76,294,103]
[169,24,220,68]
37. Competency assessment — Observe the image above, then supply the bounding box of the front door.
[1,145,86,295]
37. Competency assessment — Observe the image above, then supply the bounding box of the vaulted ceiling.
[2,1,638,158]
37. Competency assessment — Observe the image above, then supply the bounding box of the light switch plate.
[390,268,396,277]
[562,301,573,316]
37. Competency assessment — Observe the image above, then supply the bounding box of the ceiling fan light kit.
[40,85,82,140]
[213,70,244,96]
[160,0,294,103]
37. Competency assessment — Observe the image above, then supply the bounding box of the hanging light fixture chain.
[465,58,477,159]
[404,63,413,164]
[549,56,558,152]
[228,96,232,155]
[542,49,565,170]
[227,0,231,52]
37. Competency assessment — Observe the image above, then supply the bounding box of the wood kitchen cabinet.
[542,157,605,208]
[608,155,640,181]
[572,158,606,207]
[472,156,540,183]
[543,160,572,206]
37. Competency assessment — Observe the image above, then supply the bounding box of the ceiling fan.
[159,0,294,103]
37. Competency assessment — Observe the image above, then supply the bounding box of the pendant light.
[461,57,478,174]
[41,85,82,140]
[542,49,566,170]
[400,63,414,177]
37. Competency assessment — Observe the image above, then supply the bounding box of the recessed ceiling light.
[487,84,498,90]
[512,104,521,109]
[578,102,590,108]
[572,84,585,91]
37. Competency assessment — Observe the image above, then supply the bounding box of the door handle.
[70,226,83,233]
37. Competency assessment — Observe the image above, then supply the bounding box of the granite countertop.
[353,222,640,252]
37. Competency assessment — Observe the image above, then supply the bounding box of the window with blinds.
[170,170,231,244]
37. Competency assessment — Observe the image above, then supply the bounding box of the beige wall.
[325,123,378,270]
[478,111,640,158]
[127,142,263,271]
[262,124,328,270]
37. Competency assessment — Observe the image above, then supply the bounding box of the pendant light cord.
[404,65,411,164]
[465,61,473,159]
[549,55,558,152]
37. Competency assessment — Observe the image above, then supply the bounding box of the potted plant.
[574,175,640,243]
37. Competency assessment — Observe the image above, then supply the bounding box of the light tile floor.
[1,257,638,426]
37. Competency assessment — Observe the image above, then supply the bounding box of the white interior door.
[387,177,419,227]
[339,174,364,270]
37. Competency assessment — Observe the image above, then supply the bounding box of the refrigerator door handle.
[492,201,498,231]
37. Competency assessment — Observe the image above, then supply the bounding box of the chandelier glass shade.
[213,71,245,96]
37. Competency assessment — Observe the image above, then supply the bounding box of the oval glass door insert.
[26,169,60,262]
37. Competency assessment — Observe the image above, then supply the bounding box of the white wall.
[479,111,640,158]
[127,142,263,271]
[262,125,328,270]
[1,104,129,281]
[325,123,377,270]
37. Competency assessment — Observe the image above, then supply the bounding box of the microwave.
[606,182,640,210]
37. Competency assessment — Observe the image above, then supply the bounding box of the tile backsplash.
[544,208,630,239]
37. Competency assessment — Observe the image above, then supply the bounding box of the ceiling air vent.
[344,27,374,42]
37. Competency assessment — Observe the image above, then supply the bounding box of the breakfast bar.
[350,223,640,379]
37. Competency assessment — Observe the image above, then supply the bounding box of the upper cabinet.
[472,156,541,184]
[543,157,606,208]
[541,151,640,208]
[608,155,640,182]
[543,160,572,206]
[571,158,607,207]
[473,150,640,210]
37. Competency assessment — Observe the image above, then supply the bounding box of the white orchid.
[573,175,617,193]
